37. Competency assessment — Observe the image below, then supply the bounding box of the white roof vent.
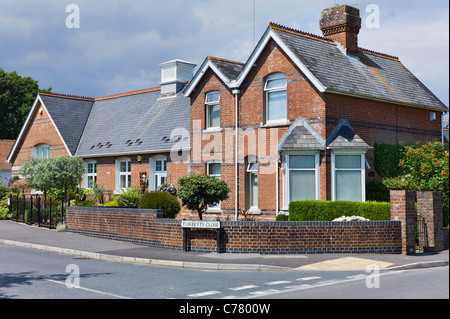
[159,59,196,97]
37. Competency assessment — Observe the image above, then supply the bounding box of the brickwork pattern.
[66,207,402,254]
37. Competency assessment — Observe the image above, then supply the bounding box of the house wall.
[10,100,71,172]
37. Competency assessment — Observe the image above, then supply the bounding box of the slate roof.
[208,57,244,82]
[75,88,190,157]
[278,119,325,151]
[270,23,448,112]
[39,93,94,155]
[326,119,371,149]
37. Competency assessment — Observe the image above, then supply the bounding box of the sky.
[0,0,448,111]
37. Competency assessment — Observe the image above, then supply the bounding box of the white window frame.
[264,73,287,125]
[283,152,320,208]
[33,143,50,159]
[246,161,258,209]
[116,158,131,191]
[206,161,221,211]
[85,161,97,189]
[331,150,366,202]
[154,156,167,190]
[205,91,220,129]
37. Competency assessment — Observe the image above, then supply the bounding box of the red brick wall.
[11,100,71,168]
[66,206,402,254]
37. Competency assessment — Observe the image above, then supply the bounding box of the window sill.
[261,120,291,128]
[203,127,223,133]
[206,208,223,214]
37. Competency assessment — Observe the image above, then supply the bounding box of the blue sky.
[1,0,448,110]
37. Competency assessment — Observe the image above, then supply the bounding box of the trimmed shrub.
[275,214,288,221]
[117,187,142,207]
[103,200,119,207]
[138,191,180,219]
[289,200,391,221]
[366,179,390,202]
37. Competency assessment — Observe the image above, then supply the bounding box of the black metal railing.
[9,194,69,229]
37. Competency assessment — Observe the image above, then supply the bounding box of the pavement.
[0,220,448,272]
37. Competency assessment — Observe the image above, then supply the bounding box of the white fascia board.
[235,28,327,93]
[6,95,40,163]
[184,59,231,97]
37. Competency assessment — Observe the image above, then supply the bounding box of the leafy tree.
[0,68,51,139]
[177,173,230,220]
[19,156,85,198]
[400,142,449,226]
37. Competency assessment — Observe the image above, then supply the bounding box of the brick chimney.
[319,5,361,56]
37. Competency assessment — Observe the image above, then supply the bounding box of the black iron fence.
[9,194,69,229]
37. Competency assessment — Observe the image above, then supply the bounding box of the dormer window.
[264,73,287,124]
[205,91,220,129]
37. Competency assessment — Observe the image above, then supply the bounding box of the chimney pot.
[320,5,361,55]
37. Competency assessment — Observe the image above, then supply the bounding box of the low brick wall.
[66,207,402,254]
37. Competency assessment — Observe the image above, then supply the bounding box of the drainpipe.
[232,89,240,221]
[276,153,280,216]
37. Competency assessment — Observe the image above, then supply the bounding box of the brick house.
[7,60,194,202]
[0,139,15,186]
[6,5,447,221]
[183,5,448,220]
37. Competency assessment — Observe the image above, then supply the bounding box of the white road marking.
[229,285,259,291]
[188,290,221,297]
[265,280,291,285]
[297,276,321,281]
[45,279,131,299]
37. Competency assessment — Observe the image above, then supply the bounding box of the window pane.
[120,161,127,172]
[247,162,258,172]
[155,160,162,172]
[265,77,286,90]
[163,160,167,172]
[251,173,258,207]
[336,170,361,201]
[267,90,287,121]
[208,104,220,128]
[208,163,221,176]
[120,175,127,188]
[87,163,93,174]
[290,155,315,169]
[335,155,361,169]
[206,91,220,104]
[289,170,315,201]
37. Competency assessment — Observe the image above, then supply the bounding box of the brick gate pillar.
[417,191,444,252]
[390,190,416,255]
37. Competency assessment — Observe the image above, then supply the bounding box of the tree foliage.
[19,156,85,196]
[177,173,230,220]
[400,142,449,226]
[0,68,51,139]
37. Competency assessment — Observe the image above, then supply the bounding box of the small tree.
[400,142,449,226]
[177,173,230,220]
[20,156,85,199]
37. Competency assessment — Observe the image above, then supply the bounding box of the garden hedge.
[288,200,391,221]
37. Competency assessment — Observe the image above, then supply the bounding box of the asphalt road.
[1,243,448,301]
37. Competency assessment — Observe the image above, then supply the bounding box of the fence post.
[49,196,52,229]
[37,196,41,227]
[30,195,33,224]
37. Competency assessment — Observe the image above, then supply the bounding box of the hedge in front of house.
[288,200,391,221]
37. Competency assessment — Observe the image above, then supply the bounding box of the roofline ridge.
[39,91,95,101]
[207,56,245,66]
[95,86,161,101]
[358,47,399,60]
[269,22,332,43]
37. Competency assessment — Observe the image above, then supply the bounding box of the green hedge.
[288,200,391,221]
[137,191,180,219]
